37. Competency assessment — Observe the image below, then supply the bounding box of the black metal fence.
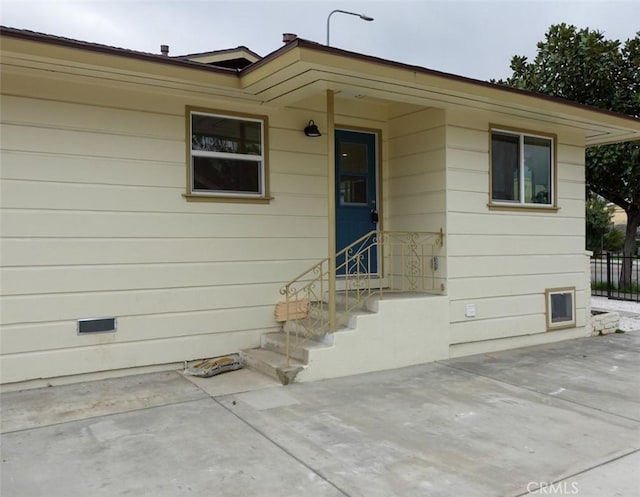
[591,253,640,302]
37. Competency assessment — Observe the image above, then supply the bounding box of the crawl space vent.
[78,317,117,334]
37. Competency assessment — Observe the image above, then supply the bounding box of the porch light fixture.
[304,120,322,137]
[326,9,374,46]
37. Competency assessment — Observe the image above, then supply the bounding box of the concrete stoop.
[241,295,376,385]
[240,335,332,385]
[241,293,450,385]
[239,348,306,386]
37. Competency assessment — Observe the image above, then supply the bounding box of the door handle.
[370,209,379,223]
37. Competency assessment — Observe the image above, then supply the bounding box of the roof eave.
[243,38,640,145]
[0,26,239,76]
[1,27,638,145]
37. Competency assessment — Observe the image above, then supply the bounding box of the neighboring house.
[612,206,627,227]
[1,27,639,387]
[611,206,639,254]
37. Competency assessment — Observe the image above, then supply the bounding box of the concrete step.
[243,293,383,385]
[240,348,305,385]
[307,303,352,323]
[283,319,328,337]
[261,332,332,363]
[282,311,353,336]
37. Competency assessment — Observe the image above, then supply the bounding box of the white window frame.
[545,287,576,330]
[187,108,268,201]
[490,127,555,208]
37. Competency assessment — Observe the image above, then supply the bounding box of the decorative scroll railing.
[278,229,444,365]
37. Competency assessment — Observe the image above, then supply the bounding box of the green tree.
[497,24,640,287]
[603,226,625,253]
[586,194,614,256]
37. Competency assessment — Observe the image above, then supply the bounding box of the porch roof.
[242,38,640,146]
[1,26,638,146]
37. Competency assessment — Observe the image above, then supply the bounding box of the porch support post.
[327,89,337,333]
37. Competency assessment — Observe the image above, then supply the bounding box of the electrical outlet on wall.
[465,304,476,318]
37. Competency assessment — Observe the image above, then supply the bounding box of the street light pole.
[326,9,374,46]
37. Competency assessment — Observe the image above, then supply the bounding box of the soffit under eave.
[184,48,261,65]
[6,34,636,143]
[246,46,640,143]
[239,64,640,144]
[293,46,635,124]
[585,128,640,147]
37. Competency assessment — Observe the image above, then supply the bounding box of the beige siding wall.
[0,60,593,382]
[386,107,446,233]
[385,107,447,291]
[445,109,588,355]
[0,68,395,383]
[0,70,336,384]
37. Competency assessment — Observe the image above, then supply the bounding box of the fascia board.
[0,35,241,91]
[238,46,303,90]
[248,44,640,145]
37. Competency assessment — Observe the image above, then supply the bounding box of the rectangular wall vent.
[78,317,117,334]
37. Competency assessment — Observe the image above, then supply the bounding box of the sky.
[1,0,638,81]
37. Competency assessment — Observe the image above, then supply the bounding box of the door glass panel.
[340,175,367,205]
[339,142,368,173]
[335,129,378,274]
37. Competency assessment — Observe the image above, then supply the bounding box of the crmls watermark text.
[527,481,579,494]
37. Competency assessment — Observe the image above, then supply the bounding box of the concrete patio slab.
[0,371,207,433]
[447,332,640,421]
[1,331,639,496]
[0,398,345,497]
[527,450,640,496]
[218,359,639,497]
[182,366,281,397]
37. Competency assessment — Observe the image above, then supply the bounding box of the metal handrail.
[278,229,444,365]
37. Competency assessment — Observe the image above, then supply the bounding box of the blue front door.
[335,129,378,274]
